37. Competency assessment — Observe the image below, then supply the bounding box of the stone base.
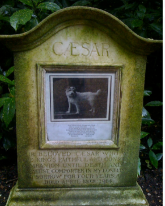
[6,182,148,206]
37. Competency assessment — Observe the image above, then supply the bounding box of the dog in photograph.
[66,86,101,114]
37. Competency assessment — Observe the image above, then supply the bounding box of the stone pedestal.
[7,182,148,206]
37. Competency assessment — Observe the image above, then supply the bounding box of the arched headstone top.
[0,6,162,54]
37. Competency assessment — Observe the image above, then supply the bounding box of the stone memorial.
[0,6,162,206]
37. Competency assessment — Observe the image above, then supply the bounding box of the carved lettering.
[53,42,63,55]
[90,43,100,56]
[71,42,79,56]
[102,43,110,56]
[29,150,123,186]
[52,42,110,57]
[82,42,90,56]
[64,42,71,55]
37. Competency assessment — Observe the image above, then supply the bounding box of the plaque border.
[37,64,122,149]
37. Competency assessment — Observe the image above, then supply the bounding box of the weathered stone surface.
[0,6,161,206]
[7,182,148,206]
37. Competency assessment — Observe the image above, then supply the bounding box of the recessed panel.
[38,65,121,148]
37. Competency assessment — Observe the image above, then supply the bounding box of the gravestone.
[0,7,162,206]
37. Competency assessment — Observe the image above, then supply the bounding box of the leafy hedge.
[0,0,162,39]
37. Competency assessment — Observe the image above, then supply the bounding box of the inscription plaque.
[29,150,123,187]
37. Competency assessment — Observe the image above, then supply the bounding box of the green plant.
[109,0,162,40]
[0,0,162,39]
[0,0,97,33]
[68,0,163,40]
[0,66,16,160]
[138,90,162,175]
[0,0,62,33]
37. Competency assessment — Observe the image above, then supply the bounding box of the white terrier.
[66,86,101,114]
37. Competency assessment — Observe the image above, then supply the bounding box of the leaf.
[72,0,91,6]
[10,9,33,31]
[149,150,158,168]
[37,2,61,12]
[114,5,125,12]
[125,3,136,10]
[9,86,15,97]
[62,0,70,7]
[122,18,136,29]
[0,86,2,95]
[137,11,145,20]
[0,5,13,16]
[144,90,152,96]
[142,107,155,125]
[131,19,143,28]
[0,97,10,108]
[0,15,10,22]
[137,29,147,38]
[2,93,10,98]
[140,144,146,150]
[0,75,15,85]
[2,137,13,151]
[145,13,154,21]
[142,117,155,125]
[137,158,141,176]
[0,155,8,160]
[145,160,152,169]
[2,98,15,127]
[150,23,162,36]
[0,133,2,140]
[0,155,7,160]
[24,17,38,31]
[156,153,163,161]
[142,107,150,118]
[147,138,153,148]
[33,0,44,6]
[5,66,14,77]
[124,12,134,18]
[152,142,163,150]
[141,131,149,139]
[138,4,146,13]
[11,80,15,85]
[3,0,15,7]
[55,0,62,8]
[18,0,33,7]
[145,101,163,107]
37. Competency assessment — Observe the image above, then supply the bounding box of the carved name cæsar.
[53,42,110,56]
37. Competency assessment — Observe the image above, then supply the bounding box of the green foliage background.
[0,0,162,38]
[0,0,162,169]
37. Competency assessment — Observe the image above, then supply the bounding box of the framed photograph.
[37,65,122,148]
[50,75,111,121]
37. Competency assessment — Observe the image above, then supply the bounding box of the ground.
[138,168,162,206]
[0,158,162,206]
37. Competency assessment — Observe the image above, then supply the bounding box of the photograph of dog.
[66,86,101,114]
[51,77,110,119]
